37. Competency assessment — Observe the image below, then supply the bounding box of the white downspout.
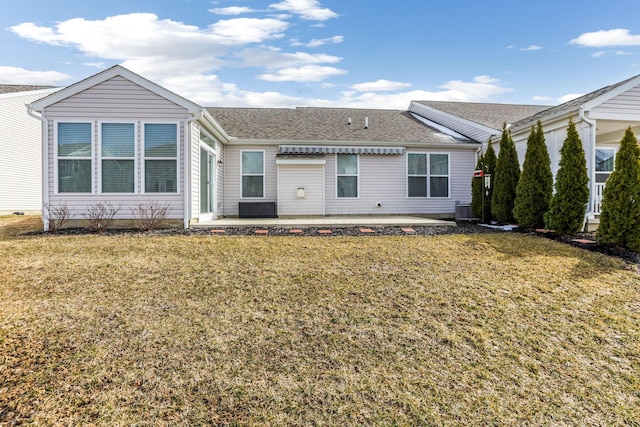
[27,106,49,231]
[183,110,204,228]
[579,106,596,231]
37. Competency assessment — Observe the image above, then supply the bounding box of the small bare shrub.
[44,202,71,233]
[131,201,170,231]
[82,202,120,232]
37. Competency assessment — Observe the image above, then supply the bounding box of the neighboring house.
[28,65,479,229]
[0,85,59,214]
[411,74,640,230]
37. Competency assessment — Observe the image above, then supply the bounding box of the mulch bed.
[34,221,640,268]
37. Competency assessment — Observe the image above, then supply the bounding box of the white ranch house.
[25,66,640,230]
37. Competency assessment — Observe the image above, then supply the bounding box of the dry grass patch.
[1,217,639,425]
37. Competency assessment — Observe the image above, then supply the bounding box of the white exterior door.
[277,163,325,216]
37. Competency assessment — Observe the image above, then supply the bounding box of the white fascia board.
[29,65,202,113]
[199,109,233,143]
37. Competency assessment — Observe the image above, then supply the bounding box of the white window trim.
[240,149,266,199]
[98,121,137,195]
[54,120,94,195]
[336,153,359,199]
[406,152,451,198]
[142,121,180,195]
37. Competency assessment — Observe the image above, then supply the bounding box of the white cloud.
[558,93,584,103]
[210,17,288,44]
[333,76,514,110]
[592,51,607,58]
[209,7,256,15]
[0,66,70,84]
[570,28,640,47]
[83,62,107,69]
[532,95,553,102]
[258,65,347,82]
[520,45,542,51]
[438,75,514,100]
[268,0,338,21]
[351,79,411,92]
[233,47,342,69]
[306,35,343,48]
[10,14,288,58]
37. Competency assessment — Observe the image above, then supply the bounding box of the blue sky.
[3,0,640,109]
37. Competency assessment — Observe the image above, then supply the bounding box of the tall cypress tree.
[491,126,520,223]
[544,119,589,234]
[514,120,553,228]
[597,127,640,251]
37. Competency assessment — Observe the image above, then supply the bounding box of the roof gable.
[510,74,640,131]
[29,65,202,113]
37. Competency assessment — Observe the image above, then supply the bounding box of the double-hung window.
[101,123,135,193]
[595,148,614,183]
[241,151,265,198]
[144,123,178,193]
[57,122,92,193]
[407,153,449,198]
[337,154,358,198]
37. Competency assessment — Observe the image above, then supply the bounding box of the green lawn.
[1,216,639,425]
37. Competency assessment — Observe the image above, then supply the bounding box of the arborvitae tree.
[491,126,520,223]
[514,120,553,228]
[597,127,640,251]
[471,152,485,219]
[483,140,497,222]
[544,119,589,234]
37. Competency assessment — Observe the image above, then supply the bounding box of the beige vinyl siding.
[324,150,475,216]
[592,84,640,119]
[46,76,188,119]
[190,122,225,221]
[223,145,278,216]
[190,122,200,220]
[277,164,324,216]
[44,77,189,220]
[223,146,474,217]
[0,90,57,213]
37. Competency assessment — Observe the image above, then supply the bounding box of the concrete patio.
[193,216,455,228]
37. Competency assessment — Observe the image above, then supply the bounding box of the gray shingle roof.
[0,84,56,95]
[415,101,550,130]
[206,107,474,144]
[510,74,640,131]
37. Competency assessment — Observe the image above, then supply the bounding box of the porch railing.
[592,183,605,215]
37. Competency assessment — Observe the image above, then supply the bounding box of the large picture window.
[337,154,358,198]
[57,122,92,193]
[241,151,264,198]
[407,153,449,198]
[144,123,177,193]
[101,123,135,193]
